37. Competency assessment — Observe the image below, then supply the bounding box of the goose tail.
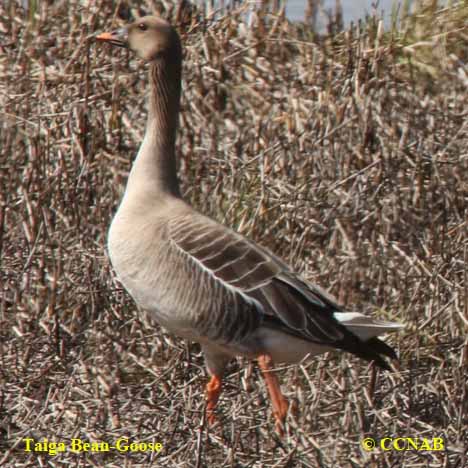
[335,312,404,365]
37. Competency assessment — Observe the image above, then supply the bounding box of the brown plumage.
[96,16,403,434]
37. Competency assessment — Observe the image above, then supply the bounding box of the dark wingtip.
[363,337,399,371]
[366,337,399,361]
[373,355,392,371]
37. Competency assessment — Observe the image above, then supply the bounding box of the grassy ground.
[1,0,467,466]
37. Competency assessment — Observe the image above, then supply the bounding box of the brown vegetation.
[0,0,466,466]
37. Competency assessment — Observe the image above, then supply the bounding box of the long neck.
[127,50,182,200]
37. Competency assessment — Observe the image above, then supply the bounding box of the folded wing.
[169,213,400,369]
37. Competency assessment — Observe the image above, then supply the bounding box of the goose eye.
[138,23,147,31]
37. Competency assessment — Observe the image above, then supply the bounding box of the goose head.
[96,16,181,63]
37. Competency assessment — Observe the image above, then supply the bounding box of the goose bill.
[96,29,128,48]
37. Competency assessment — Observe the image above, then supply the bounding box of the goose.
[96,16,403,433]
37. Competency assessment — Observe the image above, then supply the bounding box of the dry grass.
[1,0,467,466]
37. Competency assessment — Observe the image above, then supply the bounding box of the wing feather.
[169,214,346,344]
[168,213,397,368]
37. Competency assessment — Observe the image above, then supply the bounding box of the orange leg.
[205,374,222,425]
[258,354,289,435]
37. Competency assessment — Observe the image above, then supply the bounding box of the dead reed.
[0,0,466,466]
